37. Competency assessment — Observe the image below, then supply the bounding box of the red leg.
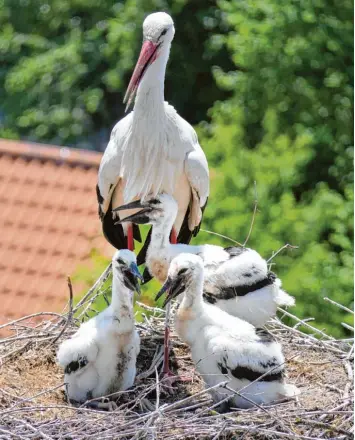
[170,227,177,245]
[162,316,172,375]
[161,304,192,385]
[163,225,177,374]
[161,303,177,391]
[127,223,134,251]
[161,226,179,387]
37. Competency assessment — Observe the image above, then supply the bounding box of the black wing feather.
[203,272,277,303]
[97,184,142,250]
[192,197,208,237]
[64,357,88,375]
[136,197,209,284]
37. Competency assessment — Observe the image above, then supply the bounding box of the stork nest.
[0,268,353,439]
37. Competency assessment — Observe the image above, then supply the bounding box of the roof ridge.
[0,139,102,169]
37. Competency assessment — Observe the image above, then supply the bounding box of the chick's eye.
[161,28,167,36]
[150,198,161,205]
[117,258,125,265]
[178,268,188,276]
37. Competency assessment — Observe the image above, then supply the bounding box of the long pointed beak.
[130,262,144,282]
[155,277,173,302]
[129,262,143,295]
[124,40,160,112]
[112,200,144,212]
[155,276,185,308]
[114,208,152,226]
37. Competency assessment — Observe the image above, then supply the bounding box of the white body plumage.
[161,254,299,408]
[57,250,141,403]
[118,194,294,327]
[97,12,209,248]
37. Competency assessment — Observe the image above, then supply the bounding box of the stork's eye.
[178,268,188,276]
[161,28,167,36]
[150,198,161,205]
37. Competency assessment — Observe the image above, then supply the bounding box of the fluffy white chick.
[57,250,142,409]
[157,253,299,409]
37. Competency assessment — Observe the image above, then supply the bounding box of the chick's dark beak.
[122,262,143,295]
[155,275,186,308]
[130,262,144,282]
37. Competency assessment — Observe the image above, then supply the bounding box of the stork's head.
[124,12,175,110]
[155,254,204,307]
[113,193,178,226]
[112,249,143,294]
[143,12,175,44]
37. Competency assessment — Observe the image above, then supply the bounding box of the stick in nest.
[51,276,74,344]
[201,181,260,248]
[267,243,299,263]
[243,180,258,247]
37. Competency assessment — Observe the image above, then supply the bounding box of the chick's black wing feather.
[136,197,209,284]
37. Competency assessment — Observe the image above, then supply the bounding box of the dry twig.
[0,261,353,440]
[51,276,74,344]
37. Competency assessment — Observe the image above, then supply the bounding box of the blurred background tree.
[0,0,353,336]
[197,0,353,337]
[0,0,232,148]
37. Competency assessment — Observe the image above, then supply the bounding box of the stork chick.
[157,254,299,409]
[115,194,294,327]
[97,12,209,256]
[57,250,142,409]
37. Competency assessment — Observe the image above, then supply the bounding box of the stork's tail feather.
[275,289,295,307]
[281,383,300,398]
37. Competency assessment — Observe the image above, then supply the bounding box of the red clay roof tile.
[0,139,113,332]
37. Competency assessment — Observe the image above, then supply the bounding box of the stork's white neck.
[150,211,176,250]
[121,42,177,203]
[111,270,134,317]
[133,43,171,118]
[179,276,204,311]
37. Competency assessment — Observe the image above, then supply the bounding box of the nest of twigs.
[0,266,353,440]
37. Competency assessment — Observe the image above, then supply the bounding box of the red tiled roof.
[0,139,113,328]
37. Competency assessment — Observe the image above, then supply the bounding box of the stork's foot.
[85,398,117,411]
[160,369,179,394]
[140,397,155,412]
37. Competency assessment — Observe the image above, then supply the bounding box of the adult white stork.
[97,12,209,262]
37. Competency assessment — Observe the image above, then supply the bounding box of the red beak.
[124,40,160,112]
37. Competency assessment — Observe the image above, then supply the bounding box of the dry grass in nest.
[0,267,353,439]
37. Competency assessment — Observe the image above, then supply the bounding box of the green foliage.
[0,0,353,336]
[196,0,353,337]
[0,0,231,147]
